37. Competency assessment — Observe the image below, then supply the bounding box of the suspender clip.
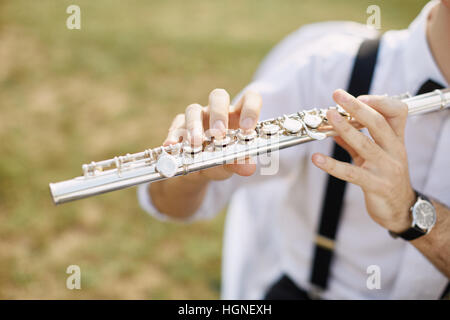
[308,284,324,300]
[315,234,335,250]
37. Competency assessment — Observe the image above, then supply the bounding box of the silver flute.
[50,88,450,204]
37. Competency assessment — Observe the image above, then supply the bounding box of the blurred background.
[0,0,428,299]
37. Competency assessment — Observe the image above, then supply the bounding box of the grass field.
[0,0,428,299]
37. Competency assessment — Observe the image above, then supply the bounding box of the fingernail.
[212,120,226,136]
[213,120,225,130]
[329,110,343,123]
[163,140,175,147]
[314,154,326,165]
[358,95,370,103]
[192,128,202,138]
[240,117,254,130]
[190,128,203,145]
[336,89,352,102]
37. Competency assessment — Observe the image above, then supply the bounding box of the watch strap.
[415,191,431,203]
[389,226,425,241]
[389,190,429,241]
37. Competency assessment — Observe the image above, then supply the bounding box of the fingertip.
[333,88,345,99]
[333,89,353,104]
[312,153,326,167]
[209,88,230,102]
[210,120,226,137]
[245,90,263,106]
[230,163,257,176]
[240,117,256,130]
[357,95,370,104]
[188,128,204,147]
[164,132,182,146]
[209,89,230,135]
[163,139,178,147]
[326,108,343,123]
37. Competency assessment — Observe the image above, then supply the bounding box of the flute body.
[49,89,450,204]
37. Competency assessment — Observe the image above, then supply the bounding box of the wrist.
[150,173,210,219]
[387,188,416,233]
[182,171,213,189]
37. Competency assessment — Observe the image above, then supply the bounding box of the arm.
[312,90,449,278]
[411,200,450,278]
[150,172,210,220]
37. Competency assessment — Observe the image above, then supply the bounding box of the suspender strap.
[440,282,450,300]
[416,79,444,95]
[309,38,381,295]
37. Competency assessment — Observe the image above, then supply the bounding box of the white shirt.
[138,1,449,299]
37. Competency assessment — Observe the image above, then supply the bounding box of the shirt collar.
[404,0,448,93]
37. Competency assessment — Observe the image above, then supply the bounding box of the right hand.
[164,88,263,182]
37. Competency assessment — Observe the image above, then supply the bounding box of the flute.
[49,88,450,204]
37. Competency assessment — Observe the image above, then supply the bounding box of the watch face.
[413,200,436,230]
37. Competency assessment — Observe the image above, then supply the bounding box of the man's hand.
[312,89,416,233]
[150,88,262,219]
[164,88,262,182]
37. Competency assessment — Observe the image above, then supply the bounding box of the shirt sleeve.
[137,178,235,223]
[388,243,448,299]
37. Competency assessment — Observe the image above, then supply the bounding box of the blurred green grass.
[0,0,427,298]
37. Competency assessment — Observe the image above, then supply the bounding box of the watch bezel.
[411,197,436,232]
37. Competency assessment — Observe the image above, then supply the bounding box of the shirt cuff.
[137,182,223,223]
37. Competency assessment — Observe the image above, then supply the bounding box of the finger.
[200,159,256,180]
[208,88,230,137]
[202,164,254,178]
[357,95,408,140]
[200,165,234,181]
[185,103,204,147]
[333,89,400,153]
[333,136,363,166]
[234,91,262,132]
[226,161,257,176]
[312,153,379,191]
[327,109,384,162]
[201,105,210,130]
[164,114,186,146]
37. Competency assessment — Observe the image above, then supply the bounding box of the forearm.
[149,173,210,220]
[411,200,450,278]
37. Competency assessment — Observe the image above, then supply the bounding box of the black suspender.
[309,38,381,296]
[416,79,444,95]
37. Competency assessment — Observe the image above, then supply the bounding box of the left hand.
[311,89,416,233]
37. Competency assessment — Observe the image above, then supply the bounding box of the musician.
[139,0,450,299]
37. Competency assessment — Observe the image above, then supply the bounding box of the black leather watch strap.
[415,191,431,203]
[389,226,425,241]
[389,190,430,241]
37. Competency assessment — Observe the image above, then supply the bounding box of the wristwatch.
[389,191,436,241]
